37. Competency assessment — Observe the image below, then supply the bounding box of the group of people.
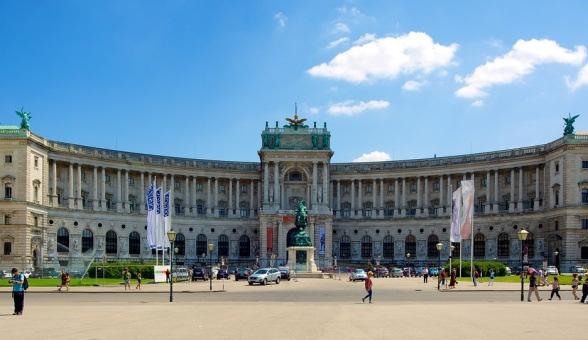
[527,272,588,302]
[122,268,142,290]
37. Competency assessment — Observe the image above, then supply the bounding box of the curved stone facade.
[1,120,588,272]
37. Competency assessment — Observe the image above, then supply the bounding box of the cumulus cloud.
[327,37,349,49]
[402,79,427,91]
[327,100,390,116]
[333,22,350,34]
[274,12,287,28]
[308,107,320,114]
[354,33,376,45]
[566,63,588,90]
[353,151,391,162]
[456,39,586,99]
[308,32,458,83]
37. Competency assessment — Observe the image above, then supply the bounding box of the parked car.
[429,267,439,277]
[235,268,253,281]
[571,265,586,274]
[413,267,424,277]
[391,267,403,278]
[173,267,190,281]
[278,266,291,281]
[192,267,207,281]
[248,268,281,285]
[546,266,559,275]
[375,267,389,278]
[216,269,229,280]
[0,270,11,278]
[350,268,368,281]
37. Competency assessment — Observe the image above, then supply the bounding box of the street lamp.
[449,245,455,276]
[208,242,214,291]
[406,253,411,277]
[517,229,529,302]
[436,242,443,290]
[553,250,559,272]
[166,230,177,303]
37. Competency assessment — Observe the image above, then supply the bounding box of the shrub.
[88,262,155,279]
[443,260,506,277]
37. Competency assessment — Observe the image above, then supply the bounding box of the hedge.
[88,262,155,279]
[443,260,507,277]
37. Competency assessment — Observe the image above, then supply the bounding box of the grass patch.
[0,278,154,287]
[464,275,575,285]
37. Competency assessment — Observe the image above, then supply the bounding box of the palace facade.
[1,116,588,272]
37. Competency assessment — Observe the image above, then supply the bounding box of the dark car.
[217,269,229,280]
[278,266,291,281]
[192,267,207,281]
[375,267,389,278]
[235,268,253,281]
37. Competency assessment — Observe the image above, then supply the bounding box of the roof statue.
[285,103,307,130]
[563,113,580,136]
[16,108,32,130]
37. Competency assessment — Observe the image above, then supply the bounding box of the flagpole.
[459,240,462,277]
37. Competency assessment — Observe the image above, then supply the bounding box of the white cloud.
[353,151,391,162]
[566,63,588,90]
[274,12,287,28]
[308,107,320,114]
[472,100,484,107]
[327,100,390,116]
[354,33,376,45]
[402,79,427,91]
[456,39,586,99]
[327,37,349,49]
[337,6,362,17]
[333,22,350,34]
[308,32,458,83]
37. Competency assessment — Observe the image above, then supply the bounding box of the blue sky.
[1,1,588,162]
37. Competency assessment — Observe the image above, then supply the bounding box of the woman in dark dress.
[449,268,457,289]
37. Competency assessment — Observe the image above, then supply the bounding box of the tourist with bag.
[9,268,26,315]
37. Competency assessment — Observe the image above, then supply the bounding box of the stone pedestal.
[286,246,318,273]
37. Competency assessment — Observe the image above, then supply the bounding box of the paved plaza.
[1,278,585,340]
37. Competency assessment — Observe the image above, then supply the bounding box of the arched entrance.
[546,234,562,266]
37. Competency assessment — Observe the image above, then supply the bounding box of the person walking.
[362,271,374,304]
[123,268,131,291]
[572,273,580,300]
[580,278,588,303]
[423,267,429,283]
[9,268,25,315]
[527,272,542,302]
[165,268,171,283]
[472,268,479,287]
[548,276,561,300]
[488,269,495,286]
[135,272,142,290]
[449,268,457,289]
[58,270,69,292]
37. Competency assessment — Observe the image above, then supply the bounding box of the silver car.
[248,268,281,285]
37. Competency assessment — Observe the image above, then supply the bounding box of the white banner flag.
[163,191,171,249]
[450,187,462,243]
[459,180,474,240]
[146,181,156,248]
[155,187,163,249]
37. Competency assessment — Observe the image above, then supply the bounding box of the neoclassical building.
[1,114,588,272]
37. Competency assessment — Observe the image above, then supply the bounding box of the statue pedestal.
[286,246,318,273]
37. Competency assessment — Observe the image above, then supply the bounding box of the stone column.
[68,163,74,209]
[250,180,255,217]
[214,177,219,217]
[51,160,58,206]
[416,177,422,215]
[92,166,99,210]
[447,175,452,206]
[439,175,444,215]
[191,177,197,216]
[350,179,355,214]
[170,175,175,216]
[76,164,82,209]
[323,163,329,205]
[394,178,399,212]
[485,171,491,213]
[235,179,240,217]
[401,178,407,216]
[358,180,363,215]
[263,162,269,204]
[336,180,341,217]
[228,178,233,216]
[330,181,334,209]
[372,178,376,216]
[274,162,280,208]
[534,166,540,211]
[116,169,123,212]
[518,167,523,211]
[494,170,499,209]
[207,177,212,215]
[260,223,267,262]
[101,167,106,211]
[424,176,429,211]
[379,178,384,217]
[509,168,515,212]
[184,176,190,215]
[124,170,130,213]
[140,172,145,213]
[312,162,318,206]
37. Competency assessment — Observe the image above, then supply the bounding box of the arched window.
[218,234,229,257]
[474,233,485,258]
[175,233,185,256]
[106,230,118,255]
[523,232,535,258]
[239,235,250,257]
[405,235,416,256]
[340,235,351,259]
[288,171,302,181]
[4,183,12,199]
[196,234,207,257]
[383,235,394,259]
[427,234,440,258]
[129,231,140,255]
[81,229,93,253]
[361,235,372,258]
[57,227,69,253]
[497,233,509,257]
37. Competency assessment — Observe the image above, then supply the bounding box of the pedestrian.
[580,278,588,303]
[449,268,457,289]
[571,273,580,300]
[165,268,171,283]
[58,269,68,292]
[548,276,561,300]
[123,268,131,291]
[527,272,542,302]
[362,271,373,304]
[488,269,495,286]
[540,270,550,287]
[472,268,478,287]
[423,267,429,283]
[439,269,447,288]
[136,272,142,290]
[9,268,25,315]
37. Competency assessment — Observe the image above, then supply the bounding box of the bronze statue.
[563,113,580,136]
[292,200,312,247]
[16,108,32,130]
[286,114,307,130]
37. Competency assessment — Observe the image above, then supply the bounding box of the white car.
[546,266,559,275]
[248,268,281,285]
[172,267,190,281]
[571,265,586,274]
[350,269,368,281]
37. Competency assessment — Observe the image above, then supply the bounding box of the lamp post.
[208,242,214,291]
[517,229,529,302]
[553,250,559,272]
[436,242,443,290]
[166,230,177,303]
[406,253,411,277]
[449,245,455,276]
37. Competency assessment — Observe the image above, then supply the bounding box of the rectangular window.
[128,177,135,186]
[555,162,560,173]
[105,174,111,184]
[505,176,511,185]
[343,185,350,194]
[582,219,588,230]
[433,181,440,192]
[582,189,588,204]
[219,185,225,193]
[410,183,416,193]
[3,242,11,255]
[240,185,247,193]
[196,183,203,192]
[5,155,12,164]
[174,181,181,190]
[4,185,12,199]
[388,184,394,193]
[81,171,87,183]
[4,215,11,224]
[481,178,487,188]
[582,161,588,169]
[34,216,38,227]
[34,156,39,168]
[366,185,372,193]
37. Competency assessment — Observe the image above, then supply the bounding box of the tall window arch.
[106,230,117,255]
[474,233,485,258]
[81,229,93,253]
[196,234,207,257]
[405,235,416,256]
[497,233,509,257]
[427,234,440,258]
[218,234,229,257]
[57,227,69,253]
[340,235,351,259]
[383,235,394,259]
[523,232,535,258]
[4,183,12,199]
[361,235,372,258]
[129,231,140,255]
[239,235,250,257]
[175,233,185,256]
